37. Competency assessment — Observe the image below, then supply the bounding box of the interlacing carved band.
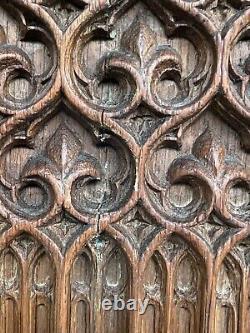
[0,0,249,332]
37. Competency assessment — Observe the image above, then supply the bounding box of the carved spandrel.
[41,214,88,254]
[204,1,248,30]
[119,105,166,146]
[113,207,162,255]
[191,217,239,253]
[11,234,40,261]
[31,0,88,31]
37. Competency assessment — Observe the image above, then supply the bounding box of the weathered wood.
[0,0,249,332]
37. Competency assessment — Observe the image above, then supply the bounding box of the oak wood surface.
[0,1,249,332]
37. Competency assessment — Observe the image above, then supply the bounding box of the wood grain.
[0,0,249,332]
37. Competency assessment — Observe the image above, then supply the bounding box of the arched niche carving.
[69,233,131,333]
[0,232,56,333]
[140,234,206,332]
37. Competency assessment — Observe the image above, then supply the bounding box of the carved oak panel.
[0,1,249,333]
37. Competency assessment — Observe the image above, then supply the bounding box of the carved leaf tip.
[192,128,226,175]
[46,123,82,171]
[121,15,156,64]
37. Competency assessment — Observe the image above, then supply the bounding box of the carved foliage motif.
[0,0,249,333]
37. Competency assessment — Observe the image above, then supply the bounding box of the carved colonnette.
[0,0,249,332]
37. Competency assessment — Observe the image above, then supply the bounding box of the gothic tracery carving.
[0,0,249,332]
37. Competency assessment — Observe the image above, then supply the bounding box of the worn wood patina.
[0,0,249,332]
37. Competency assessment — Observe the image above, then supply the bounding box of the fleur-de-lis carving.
[166,129,249,227]
[146,129,249,227]
[91,16,183,111]
[0,119,135,225]
[70,8,214,121]
[45,124,82,180]
[120,17,157,66]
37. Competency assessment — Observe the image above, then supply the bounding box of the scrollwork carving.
[220,9,250,151]
[0,2,60,119]
[62,0,220,144]
[0,0,249,332]
[0,108,136,225]
[145,128,250,227]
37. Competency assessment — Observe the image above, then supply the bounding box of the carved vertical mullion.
[204,257,214,333]
[93,257,103,333]
[55,261,65,333]
[170,254,181,332]
[20,259,29,333]
[209,262,218,333]
[239,267,248,333]
[0,295,4,333]
[58,262,70,333]
[128,260,140,333]
[195,249,211,333]
[164,261,173,333]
